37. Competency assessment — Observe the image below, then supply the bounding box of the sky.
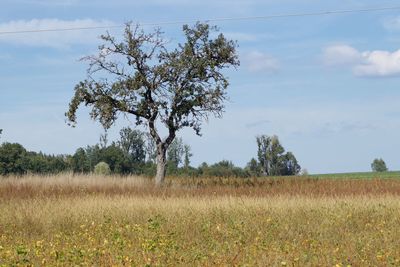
[2,0,400,174]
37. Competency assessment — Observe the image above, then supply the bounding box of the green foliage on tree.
[165,137,195,175]
[245,158,262,177]
[167,137,185,172]
[256,135,301,176]
[0,141,69,176]
[279,152,301,176]
[198,160,250,178]
[71,148,90,173]
[27,152,69,174]
[0,143,28,175]
[101,144,131,174]
[118,127,146,168]
[66,22,239,185]
[371,158,388,172]
[94,161,111,175]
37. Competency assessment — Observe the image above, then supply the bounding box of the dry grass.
[1,174,400,266]
[2,173,400,199]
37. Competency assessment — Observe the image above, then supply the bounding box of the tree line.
[0,128,301,177]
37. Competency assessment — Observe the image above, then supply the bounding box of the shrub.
[94,162,111,175]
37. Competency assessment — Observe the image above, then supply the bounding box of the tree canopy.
[256,135,301,176]
[371,158,388,172]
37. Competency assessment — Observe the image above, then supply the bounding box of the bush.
[94,162,111,175]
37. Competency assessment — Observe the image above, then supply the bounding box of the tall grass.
[1,174,400,266]
[2,173,400,199]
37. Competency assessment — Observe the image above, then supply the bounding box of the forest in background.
[0,128,301,178]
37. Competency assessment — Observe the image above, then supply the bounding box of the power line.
[0,6,400,35]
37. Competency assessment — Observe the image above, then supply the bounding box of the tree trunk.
[155,144,167,186]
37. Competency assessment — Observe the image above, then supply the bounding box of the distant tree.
[71,148,90,173]
[27,152,51,173]
[257,135,284,176]
[256,135,300,176]
[66,22,239,185]
[183,144,193,169]
[279,152,301,176]
[371,158,388,172]
[99,131,109,149]
[101,143,131,174]
[167,137,185,169]
[118,127,146,166]
[145,133,157,163]
[94,161,111,175]
[48,155,70,173]
[245,158,261,176]
[0,143,28,175]
[26,152,69,174]
[203,160,249,178]
[85,145,102,172]
[0,129,2,140]
[197,162,209,176]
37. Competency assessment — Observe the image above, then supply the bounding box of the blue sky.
[2,0,400,173]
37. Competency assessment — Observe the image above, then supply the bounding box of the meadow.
[1,174,400,266]
[311,170,400,180]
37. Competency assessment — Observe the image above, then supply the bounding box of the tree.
[166,137,184,175]
[279,152,301,176]
[371,158,388,172]
[99,130,109,149]
[183,144,193,169]
[245,158,261,176]
[0,143,28,175]
[145,132,157,163]
[118,127,146,168]
[66,22,239,185]
[257,135,284,176]
[85,145,102,172]
[71,148,90,173]
[27,152,69,174]
[202,160,249,178]
[101,143,131,174]
[167,137,185,169]
[256,135,300,176]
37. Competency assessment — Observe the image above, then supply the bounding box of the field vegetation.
[311,170,400,180]
[1,174,400,266]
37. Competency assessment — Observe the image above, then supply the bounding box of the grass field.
[1,174,400,266]
[311,170,400,180]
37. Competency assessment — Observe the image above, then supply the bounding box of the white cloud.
[354,50,400,77]
[322,45,361,66]
[242,51,279,73]
[322,45,400,77]
[0,19,116,48]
